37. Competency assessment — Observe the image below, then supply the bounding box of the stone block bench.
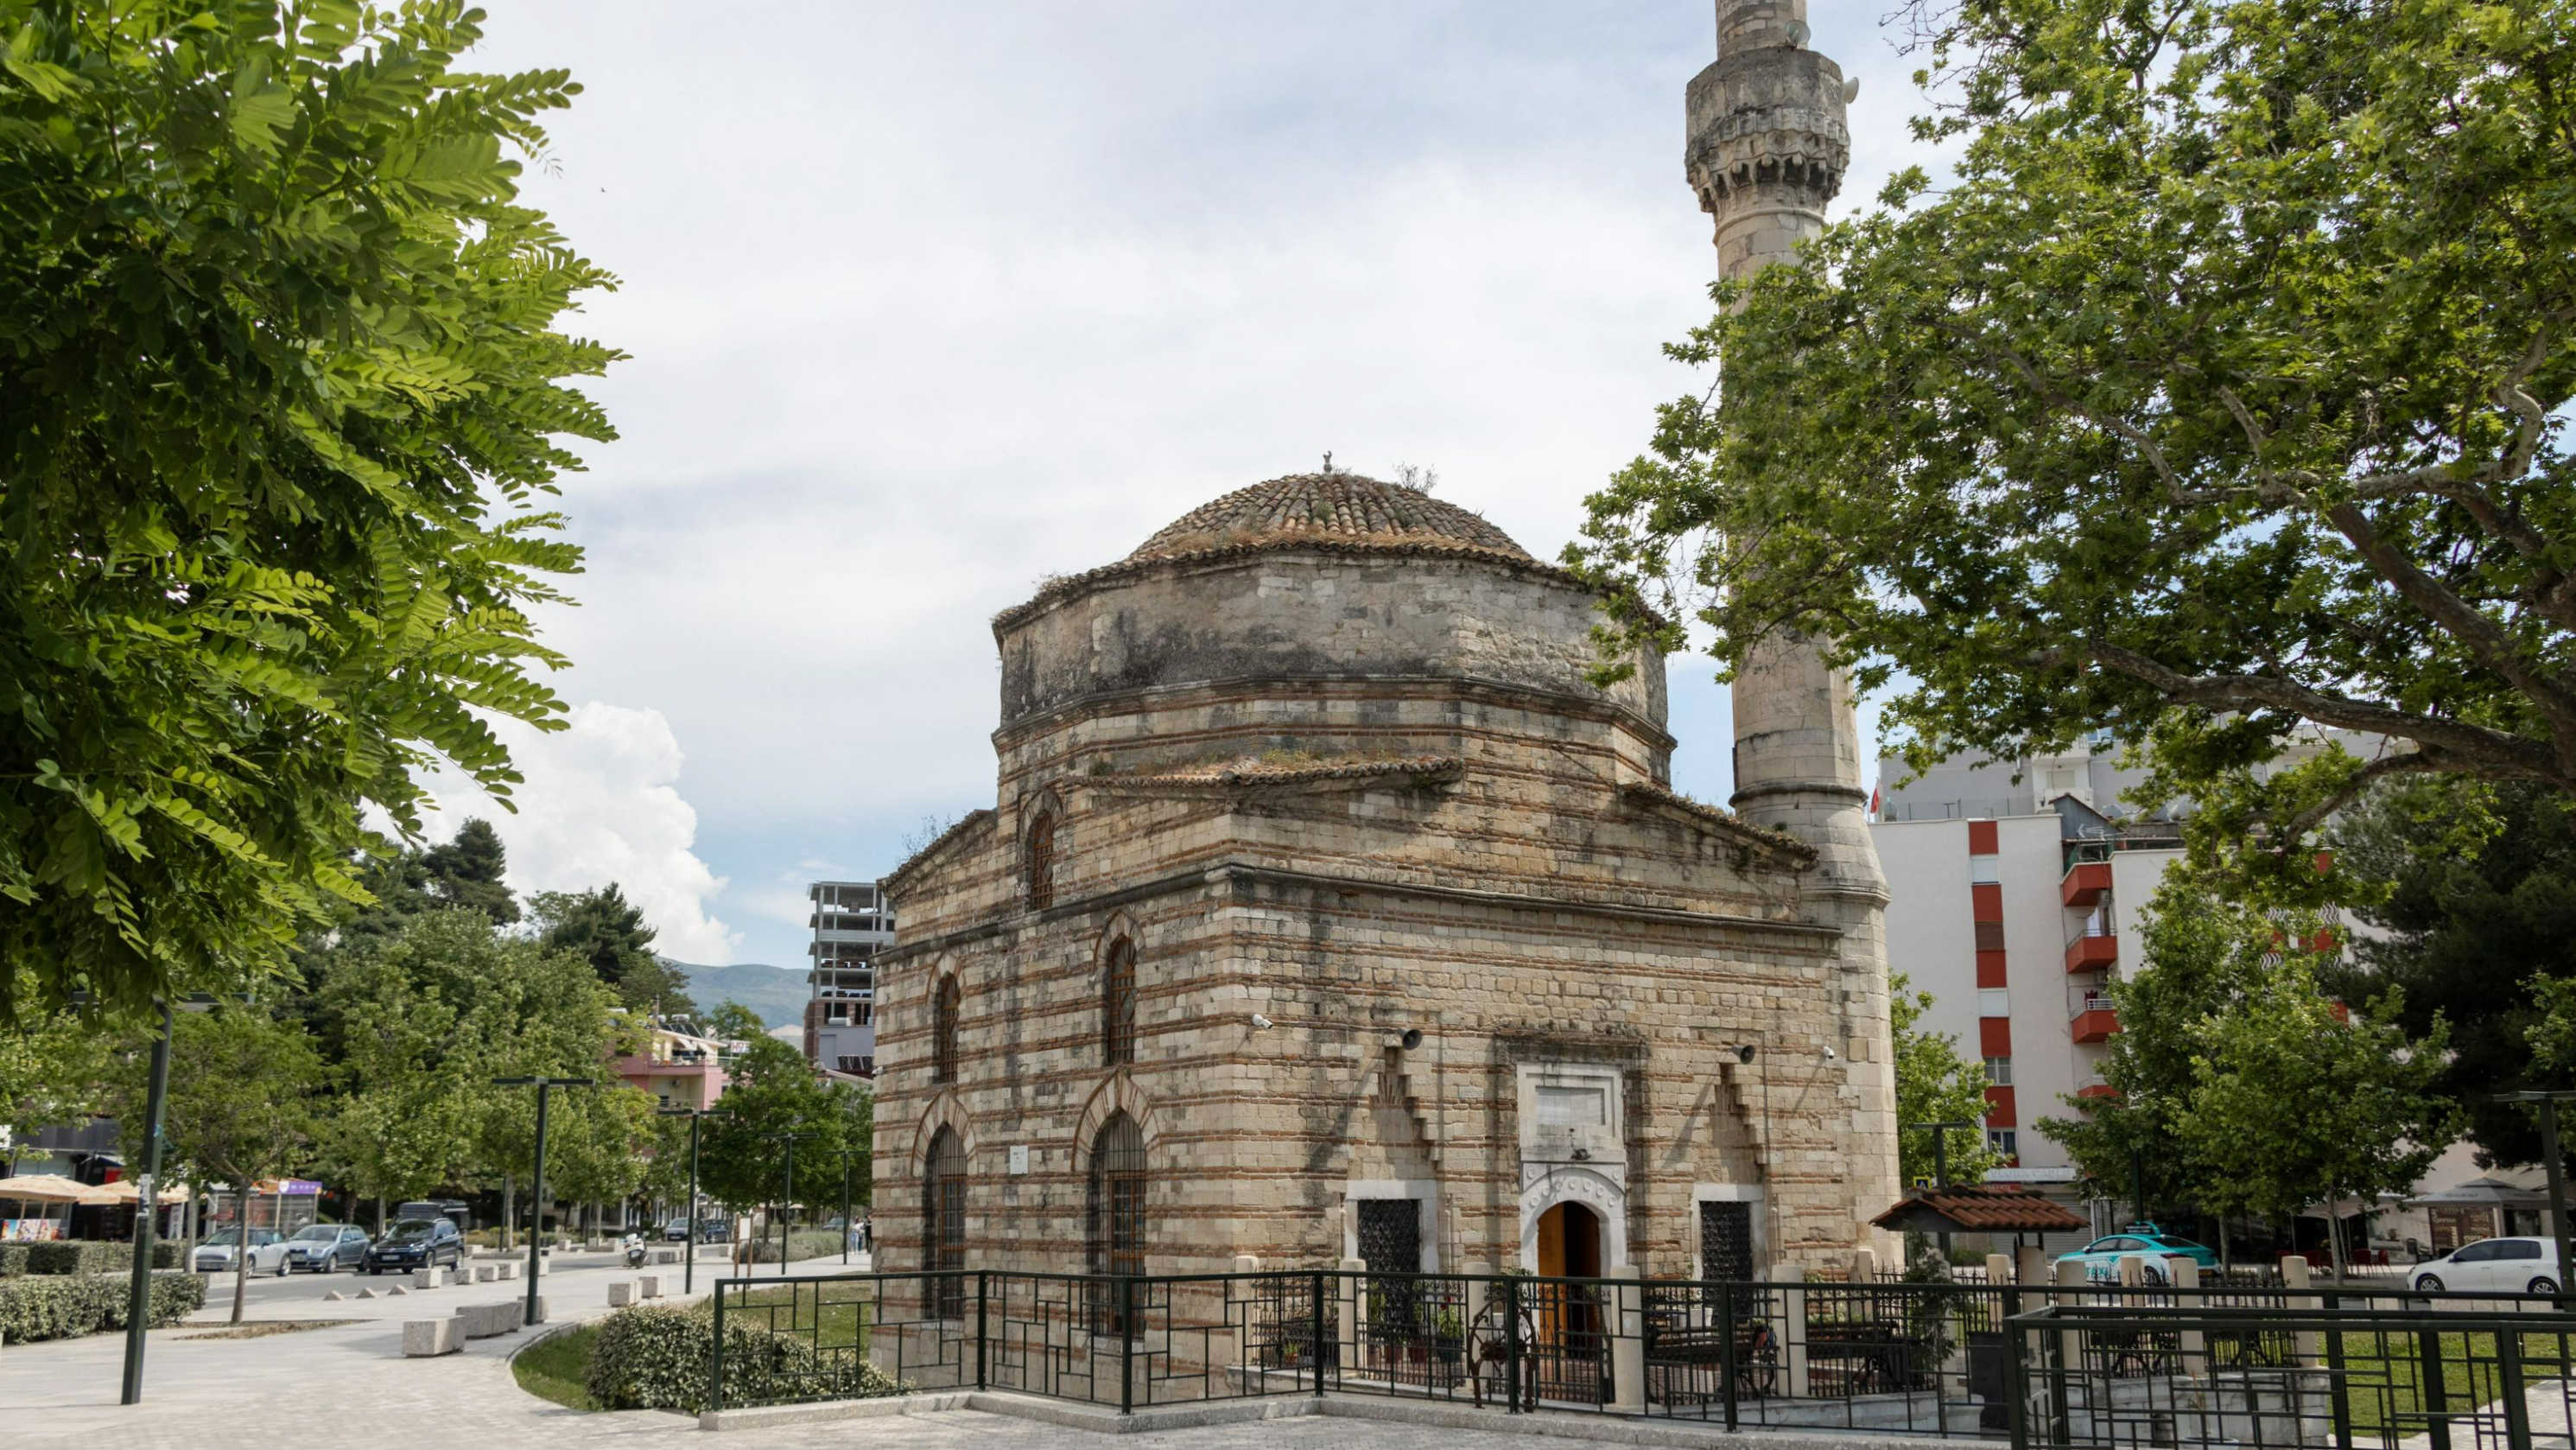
[403,1319,461,1357]
[607,1281,638,1307]
[638,1274,663,1299]
[453,1301,525,1339]
[410,1267,447,1290]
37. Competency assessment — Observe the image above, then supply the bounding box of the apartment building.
[1872,732,2375,1218]
[805,880,895,1078]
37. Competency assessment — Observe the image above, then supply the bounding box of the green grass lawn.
[513,1324,600,1411]
[725,1283,874,1354]
[2319,1326,2576,1434]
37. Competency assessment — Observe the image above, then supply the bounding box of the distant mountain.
[668,960,809,1033]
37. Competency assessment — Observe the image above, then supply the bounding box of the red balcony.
[2061,861,2112,908]
[2071,1003,2122,1043]
[2074,1083,2122,1101]
[2065,932,2119,973]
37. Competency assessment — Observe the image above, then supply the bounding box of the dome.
[1127,473,1529,563]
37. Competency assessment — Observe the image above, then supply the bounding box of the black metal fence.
[705,1268,2576,1447]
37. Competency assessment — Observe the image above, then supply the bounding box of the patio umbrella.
[0,1173,118,1205]
[96,1178,189,1205]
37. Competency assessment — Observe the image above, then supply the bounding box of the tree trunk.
[374,1195,385,1236]
[2327,1204,2350,1282]
[230,1228,251,1326]
[501,1173,515,1253]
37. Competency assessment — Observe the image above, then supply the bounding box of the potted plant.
[1433,1306,1466,1373]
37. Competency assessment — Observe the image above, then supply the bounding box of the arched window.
[924,1127,966,1318]
[1086,1112,1145,1332]
[932,976,961,1084]
[1101,937,1137,1065]
[1025,812,1056,911]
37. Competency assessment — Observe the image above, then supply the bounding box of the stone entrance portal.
[1535,1201,1602,1279]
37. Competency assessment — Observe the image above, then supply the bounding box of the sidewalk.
[0,1250,1912,1450]
[0,1245,870,1450]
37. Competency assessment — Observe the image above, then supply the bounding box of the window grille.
[1025,814,1056,911]
[1086,1112,1145,1334]
[933,976,960,1084]
[1356,1199,1422,1333]
[925,1128,966,1318]
[1699,1199,1754,1282]
[1102,938,1137,1065]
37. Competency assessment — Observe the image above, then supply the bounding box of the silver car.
[191,1228,289,1275]
[285,1224,370,1274]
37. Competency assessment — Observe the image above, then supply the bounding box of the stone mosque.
[874,0,1898,1290]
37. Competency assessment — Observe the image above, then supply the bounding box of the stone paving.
[0,1248,1695,1450]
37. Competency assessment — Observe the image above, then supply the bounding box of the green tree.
[312,906,642,1239]
[698,1033,868,1227]
[2177,963,2455,1277]
[0,1,617,1020]
[2037,884,2278,1220]
[531,885,696,1016]
[2327,779,2576,1168]
[1891,971,2001,1187]
[0,983,112,1170]
[311,911,489,1224]
[1570,0,2576,892]
[110,1006,327,1323]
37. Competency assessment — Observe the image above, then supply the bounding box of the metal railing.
[703,1268,2576,1445]
[2011,1296,2576,1450]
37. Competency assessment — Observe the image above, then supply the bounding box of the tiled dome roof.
[1127,474,1529,563]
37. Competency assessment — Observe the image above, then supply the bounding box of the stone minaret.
[1685,0,1900,1256]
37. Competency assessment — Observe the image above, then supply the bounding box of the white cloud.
[415,702,738,964]
[444,3,1960,969]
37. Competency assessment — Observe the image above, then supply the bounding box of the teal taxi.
[2054,1224,2221,1284]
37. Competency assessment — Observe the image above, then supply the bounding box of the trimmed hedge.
[739,1230,848,1265]
[0,1270,203,1344]
[583,1302,908,1414]
[12,1240,184,1275]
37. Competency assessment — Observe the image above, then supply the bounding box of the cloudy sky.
[416,2,1947,970]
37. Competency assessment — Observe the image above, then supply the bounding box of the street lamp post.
[118,999,175,1406]
[493,1077,595,1324]
[115,991,221,1406]
[2500,1091,2576,1306]
[657,1106,709,1295]
[756,1129,820,1277]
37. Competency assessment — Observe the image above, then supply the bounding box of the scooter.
[622,1232,647,1269]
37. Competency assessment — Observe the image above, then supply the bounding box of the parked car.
[663,1216,727,1243]
[394,1199,472,1233]
[285,1223,371,1274]
[192,1227,289,1275]
[663,1216,692,1242]
[2411,1237,2561,1295]
[363,1217,465,1275]
[2054,1226,2221,1284]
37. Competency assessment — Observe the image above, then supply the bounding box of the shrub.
[583,1302,907,1414]
[18,1239,174,1275]
[0,1270,199,1343]
[0,1245,28,1278]
[26,1241,113,1275]
[739,1230,848,1264]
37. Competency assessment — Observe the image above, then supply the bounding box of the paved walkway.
[0,1250,1863,1450]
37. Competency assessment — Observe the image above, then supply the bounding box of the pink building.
[612,1019,733,1111]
